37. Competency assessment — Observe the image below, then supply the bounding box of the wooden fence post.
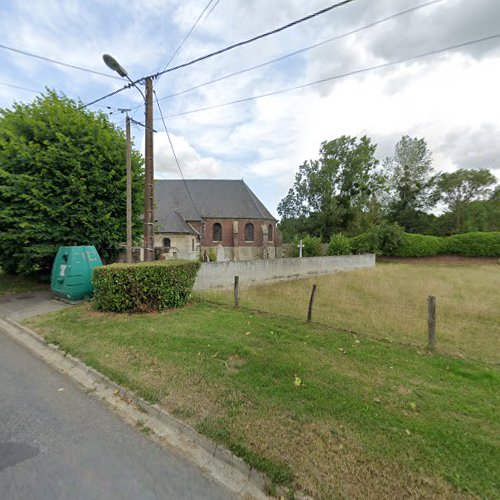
[427,295,436,351]
[234,276,239,308]
[307,284,317,322]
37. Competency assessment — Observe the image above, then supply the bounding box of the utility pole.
[144,77,155,262]
[125,113,132,263]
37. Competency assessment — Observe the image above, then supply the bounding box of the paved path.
[0,290,67,321]
[0,298,235,500]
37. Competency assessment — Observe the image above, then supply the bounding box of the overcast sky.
[1,0,499,217]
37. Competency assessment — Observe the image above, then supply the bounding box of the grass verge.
[28,300,499,499]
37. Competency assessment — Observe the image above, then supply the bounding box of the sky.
[1,0,499,218]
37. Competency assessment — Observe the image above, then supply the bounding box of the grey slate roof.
[158,211,199,234]
[155,180,276,233]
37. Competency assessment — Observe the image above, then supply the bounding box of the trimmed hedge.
[392,233,446,257]
[350,230,500,257]
[446,232,500,257]
[93,260,200,312]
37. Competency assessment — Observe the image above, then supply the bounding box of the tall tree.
[0,90,144,274]
[277,136,381,239]
[436,168,497,232]
[383,136,437,231]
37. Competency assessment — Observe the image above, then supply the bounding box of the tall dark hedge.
[93,260,201,312]
[0,90,144,275]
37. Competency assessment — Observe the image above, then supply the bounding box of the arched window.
[163,238,171,248]
[268,224,273,242]
[245,223,254,242]
[213,223,222,242]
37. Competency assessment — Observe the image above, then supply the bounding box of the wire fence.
[202,265,500,364]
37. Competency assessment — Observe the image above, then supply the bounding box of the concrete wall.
[194,254,375,290]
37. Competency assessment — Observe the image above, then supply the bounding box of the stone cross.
[298,239,303,258]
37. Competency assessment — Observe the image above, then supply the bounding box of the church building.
[154,179,281,261]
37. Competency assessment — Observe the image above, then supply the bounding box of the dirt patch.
[377,255,499,265]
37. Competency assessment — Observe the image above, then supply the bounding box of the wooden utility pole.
[144,77,155,261]
[234,276,240,308]
[125,114,132,263]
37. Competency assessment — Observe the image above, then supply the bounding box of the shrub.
[93,260,200,312]
[328,234,352,255]
[392,233,446,257]
[350,233,378,254]
[372,223,404,256]
[290,235,322,257]
[445,232,500,257]
[208,248,217,262]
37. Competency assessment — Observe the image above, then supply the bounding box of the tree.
[0,90,144,275]
[436,168,497,232]
[277,136,382,240]
[383,136,437,232]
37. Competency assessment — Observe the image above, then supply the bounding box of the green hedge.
[350,231,500,257]
[392,233,446,257]
[445,232,500,257]
[93,260,200,312]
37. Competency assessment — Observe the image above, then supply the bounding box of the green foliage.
[350,232,378,254]
[436,168,497,232]
[350,223,403,255]
[391,233,446,257]
[289,235,322,257]
[208,248,217,262]
[383,136,437,231]
[445,232,500,257]
[277,136,382,239]
[92,260,200,312]
[327,233,352,255]
[0,90,144,275]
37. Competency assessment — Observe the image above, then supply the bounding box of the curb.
[0,314,270,499]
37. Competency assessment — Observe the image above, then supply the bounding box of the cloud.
[153,131,221,178]
[438,124,500,174]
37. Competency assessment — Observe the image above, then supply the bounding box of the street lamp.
[102,54,155,263]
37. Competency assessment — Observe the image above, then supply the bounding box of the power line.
[204,0,221,21]
[155,0,444,103]
[83,0,356,108]
[0,81,42,94]
[153,90,201,219]
[0,43,122,80]
[149,0,356,80]
[156,32,500,119]
[155,0,215,83]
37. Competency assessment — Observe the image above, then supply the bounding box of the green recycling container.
[51,246,102,302]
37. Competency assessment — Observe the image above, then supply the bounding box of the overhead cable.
[83,0,356,107]
[153,90,201,219]
[155,0,215,83]
[154,0,444,103]
[157,32,500,119]
[0,43,122,80]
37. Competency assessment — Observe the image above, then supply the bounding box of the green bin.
[51,246,102,302]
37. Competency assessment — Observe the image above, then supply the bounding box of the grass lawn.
[29,299,499,499]
[203,263,500,364]
[0,269,48,296]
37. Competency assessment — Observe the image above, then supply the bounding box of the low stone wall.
[194,254,375,290]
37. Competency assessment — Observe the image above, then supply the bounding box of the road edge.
[0,314,270,499]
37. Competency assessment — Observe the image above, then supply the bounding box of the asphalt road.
[0,328,235,500]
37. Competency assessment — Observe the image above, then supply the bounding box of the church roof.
[155,180,276,233]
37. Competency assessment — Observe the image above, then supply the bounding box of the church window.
[245,223,254,241]
[268,224,273,242]
[213,223,222,242]
[163,238,171,248]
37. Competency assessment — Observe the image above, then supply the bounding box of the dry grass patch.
[203,263,500,363]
